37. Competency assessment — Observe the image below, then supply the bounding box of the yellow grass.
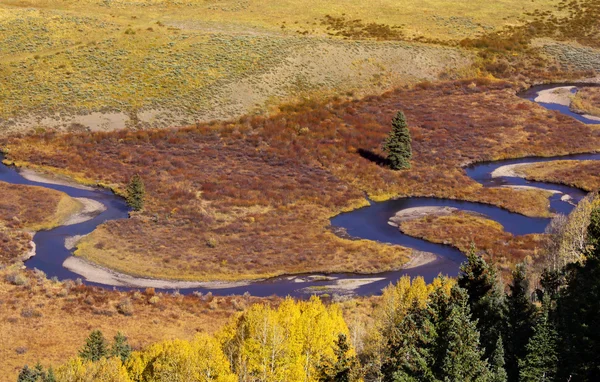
[571,87,600,118]
[0,181,82,231]
[517,160,600,192]
[0,0,562,133]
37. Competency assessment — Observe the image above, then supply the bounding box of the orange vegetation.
[399,211,545,275]
[571,86,600,118]
[519,160,600,192]
[3,79,600,281]
[0,182,81,263]
[0,267,279,380]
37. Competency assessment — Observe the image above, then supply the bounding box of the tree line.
[19,203,600,382]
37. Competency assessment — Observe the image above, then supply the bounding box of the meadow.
[517,160,600,192]
[4,79,600,281]
[0,182,82,263]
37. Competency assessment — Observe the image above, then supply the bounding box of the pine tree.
[438,287,491,382]
[44,367,55,382]
[505,263,537,382]
[79,329,108,362]
[126,174,145,211]
[519,297,558,382]
[383,111,412,170]
[318,334,360,382]
[489,337,508,382]
[557,206,600,381]
[111,331,132,363]
[17,363,50,382]
[382,301,437,382]
[458,245,506,359]
[17,365,37,382]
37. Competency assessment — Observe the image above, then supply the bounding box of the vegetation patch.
[3,80,600,280]
[571,86,600,118]
[399,210,545,274]
[517,160,600,192]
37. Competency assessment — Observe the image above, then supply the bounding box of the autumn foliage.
[3,79,600,280]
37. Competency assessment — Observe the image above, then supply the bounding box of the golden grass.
[399,211,546,274]
[0,181,82,231]
[571,87,600,118]
[4,80,600,281]
[0,0,566,133]
[518,160,600,192]
[1,0,559,40]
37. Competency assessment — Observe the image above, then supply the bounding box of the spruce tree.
[126,174,145,211]
[489,337,508,382]
[383,111,412,170]
[44,368,55,382]
[79,329,108,362]
[111,331,132,363]
[438,287,491,382]
[318,333,360,382]
[382,301,437,382]
[17,365,36,382]
[557,206,600,381]
[505,263,537,382]
[519,297,558,382]
[458,245,506,359]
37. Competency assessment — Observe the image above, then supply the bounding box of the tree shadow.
[357,148,390,168]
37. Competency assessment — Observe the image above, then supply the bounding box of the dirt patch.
[62,256,251,290]
[490,163,533,178]
[62,198,106,226]
[499,185,561,194]
[389,206,458,226]
[18,168,93,191]
[534,86,575,106]
[403,250,439,269]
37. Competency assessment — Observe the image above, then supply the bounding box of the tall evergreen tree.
[438,287,491,382]
[383,111,412,170]
[17,365,36,382]
[557,206,600,381]
[506,263,537,382]
[17,363,48,382]
[519,297,558,382]
[111,331,132,363]
[79,329,108,362]
[382,301,437,382]
[126,174,145,211]
[489,337,508,382]
[318,333,360,382]
[458,245,506,359]
[45,368,55,382]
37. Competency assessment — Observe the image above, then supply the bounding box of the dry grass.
[518,160,600,192]
[3,80,600,281]
[0,181,82,231]
[399,210,545,275]
[0,266,281,380]
[0,264,376,381]
[0,181,82,264]
[0,1,476,134]
[571,87,600,118]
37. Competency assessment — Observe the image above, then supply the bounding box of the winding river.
[2,84,599,297]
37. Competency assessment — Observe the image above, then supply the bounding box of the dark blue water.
[2,83,599,297]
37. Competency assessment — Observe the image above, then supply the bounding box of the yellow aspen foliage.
[126,333,236,382]
[56,357,131,382]
[219,296,351,382]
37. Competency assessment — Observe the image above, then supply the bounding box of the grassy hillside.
[1,0,572,133]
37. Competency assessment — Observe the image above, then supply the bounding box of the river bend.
[1,84,598,297]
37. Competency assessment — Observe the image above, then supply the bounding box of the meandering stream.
[2,84,599,297]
